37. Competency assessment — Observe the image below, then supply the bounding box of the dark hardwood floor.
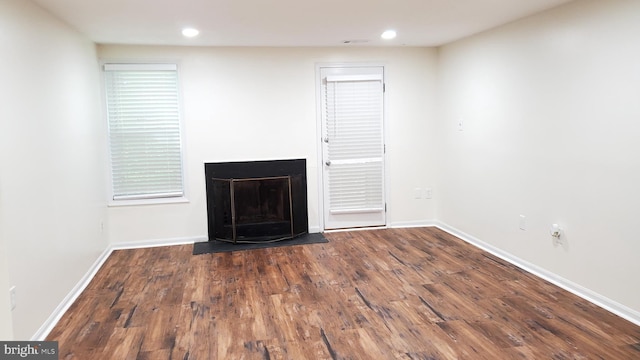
[47,227,640,359]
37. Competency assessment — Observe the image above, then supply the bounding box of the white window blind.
[104,63,184,201]
[325,76,384,213]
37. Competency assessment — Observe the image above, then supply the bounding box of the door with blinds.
[320,66,386,230]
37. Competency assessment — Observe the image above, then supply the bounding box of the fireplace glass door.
[212,176,294,243]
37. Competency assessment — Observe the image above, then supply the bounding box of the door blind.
[325,76,384,213]
[104,64,184,200]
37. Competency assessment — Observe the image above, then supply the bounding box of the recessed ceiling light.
[182,28,200,38]
[381,30,397,40]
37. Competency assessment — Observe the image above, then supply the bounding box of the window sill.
[108,196,189,207]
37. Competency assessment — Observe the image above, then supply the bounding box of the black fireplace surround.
[205,159,308,243]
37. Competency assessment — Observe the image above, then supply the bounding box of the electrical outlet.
[519,215,526,230]
[424,188,433,199]
[551,224,562,246]
[9,286,16,310]
[413,188,422,199]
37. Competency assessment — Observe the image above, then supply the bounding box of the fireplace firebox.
[205,159,308,243]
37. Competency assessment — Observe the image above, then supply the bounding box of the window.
[104,63,185,202]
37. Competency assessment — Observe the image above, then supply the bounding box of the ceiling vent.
[343,39,369,44]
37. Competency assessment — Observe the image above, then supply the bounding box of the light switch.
[519,215,526,230]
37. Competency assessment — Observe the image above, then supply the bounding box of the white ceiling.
[32,0,574,47]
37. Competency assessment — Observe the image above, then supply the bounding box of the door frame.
[314,62,389,232]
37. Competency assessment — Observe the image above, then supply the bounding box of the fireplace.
[205,159,308,243]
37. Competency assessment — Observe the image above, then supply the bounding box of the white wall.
[1,0,637,340]
[0,0,107,339]
[0,238,13,340]
[97,46,439,244]
[437,0,640,314]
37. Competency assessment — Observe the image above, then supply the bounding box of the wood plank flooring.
[47,227,640,359]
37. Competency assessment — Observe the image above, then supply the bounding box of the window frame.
[101,61,188,207]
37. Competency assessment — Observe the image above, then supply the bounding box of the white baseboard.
[33,235,205,340]
[32,246,114,341]
[35,223,640,341]
[110,235,205,250]
[389,220,436,229]
[319,220,436,233]
[434,221,640,327]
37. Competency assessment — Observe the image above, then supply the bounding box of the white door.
[320,66,386,230]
